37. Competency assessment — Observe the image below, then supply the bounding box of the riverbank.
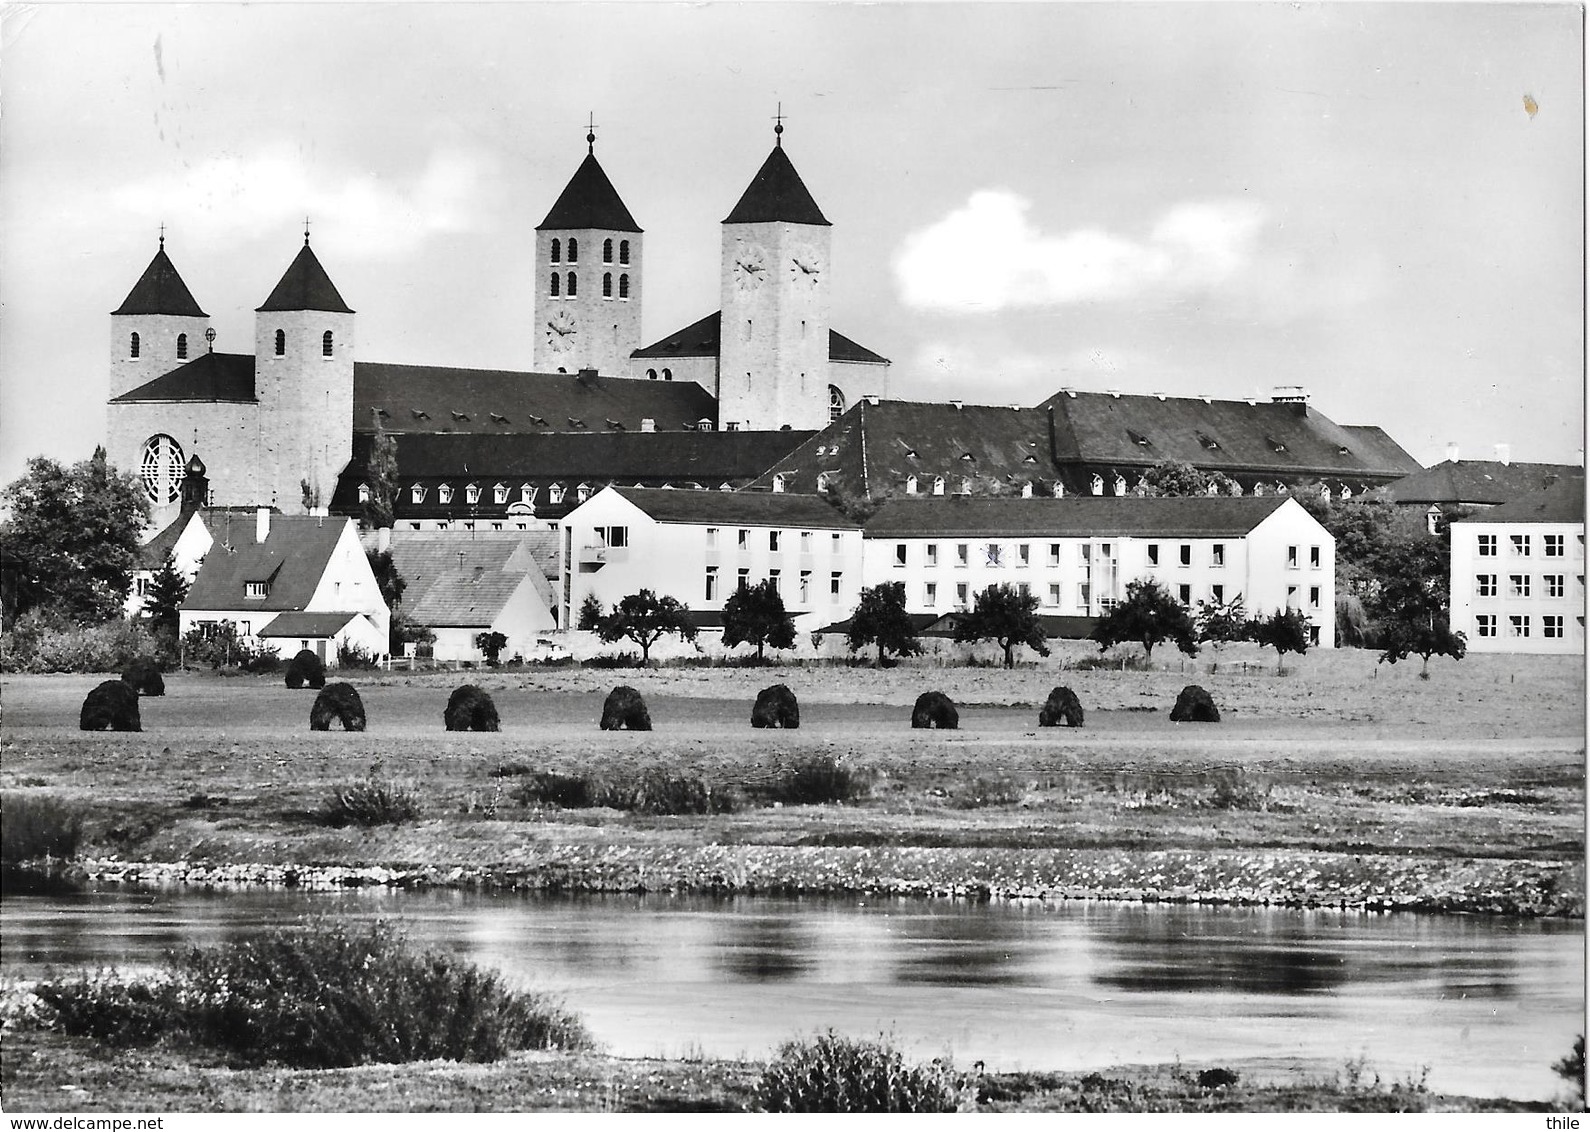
[0,1028,1562,1112]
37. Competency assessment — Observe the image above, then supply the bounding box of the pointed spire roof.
[112,240,208,317]
[723,144,830,226]
[256,239,354,313]
[536,149,642,233]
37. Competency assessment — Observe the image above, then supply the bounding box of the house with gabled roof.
[560,486,863,634]
[386,531,559,661]
[179,512,388,664]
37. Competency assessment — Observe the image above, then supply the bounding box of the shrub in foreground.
[755,755,872,806]
[756,1031,966,1113]
[34,920,591,1068]
[120,656,165,696]
[0,793,84,863]
[310,682,366,731]
[317,779,420,827]
[285,649,326,689]
[79,679,141,731]
[511,768,737,814]
[445,684,500,732]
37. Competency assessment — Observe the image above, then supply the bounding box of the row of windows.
[549,238,631,265]
[548,272,632,299]
[128,332,194,360]
[269,329,336,357]
[1474,614,1573,639]
[705,528,845,555]
[371,480,750,508]
[883,541,1315,571]
[1473,573,1580,599]
[704,567,843,604]
[1476,533,1579,558]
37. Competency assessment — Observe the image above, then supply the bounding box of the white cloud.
[103,146,497,259]
[895,191,1267,312]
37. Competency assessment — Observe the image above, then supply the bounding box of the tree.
[576,593,605,631]
[1138,459,1236,498]
[593,589,697,665]
[1378,614,1467,678]
[1194,593,1248,648]
[845,582,922,666]
[1247,607,1311,672]
[362,415,400,530]
[475,630,508,666]
[366,548,428,655]
[722,578,796,662]
[1088,578,1199,661]
[952,583,1051,668]
[1,447,149,623]
[143,550,189,638]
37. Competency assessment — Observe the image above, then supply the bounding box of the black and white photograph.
[0,0,1583,1116]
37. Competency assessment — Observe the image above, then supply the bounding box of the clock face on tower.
[732,245,768,291]
[545,308,578,353]
[788,242,823,287]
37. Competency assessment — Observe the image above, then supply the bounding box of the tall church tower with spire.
[110,233,211,400]
[534,126,644,375]
[718,120,833,432]
[254,230,355,513]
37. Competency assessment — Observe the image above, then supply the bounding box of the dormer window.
[465,483,481,505]
[1197,432,1220,450]
[493,483,508,505]
[1253,483,1266,496]
[550,238,562,263]
[548,483,565,504]
[772,473,789,494]
[410,484,426,503]
[1266,436,1287,454]
[816,472,831,494]
[567,238,578,263]
[245,581,270,599]
[520,483,536,504]
[576,482,591,503]
[932,476,945,496]
[1052,482,1064,498]
[177,333,188,360]
[905,475,919,494]
[438,484,454,504]
[1127,429,1151,448]
[1114,475,1127,496]
[960,477,973,495]
[274,329,286,356]
[1091,474,1104,496]
[322,331,334,357]
[603,238,614,263]
[130,332,140,358]
[357,483,371,504]
[1021,482,1034,498]
[1340,485,1353,500]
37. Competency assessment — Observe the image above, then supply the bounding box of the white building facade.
[1450,480,1585,654]
[862,495,1336,646]
[559,487,864,633]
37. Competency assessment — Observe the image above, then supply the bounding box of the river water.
[2,885,1581,1100]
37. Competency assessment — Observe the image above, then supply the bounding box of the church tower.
[110,233,210,400]
[254,230,354,514]
[718,120,833,432]
[533,127,643,375]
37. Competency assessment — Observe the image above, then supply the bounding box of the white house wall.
[1451,518,1585,653]
[302,521,391,648]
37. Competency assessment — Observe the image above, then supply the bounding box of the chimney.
[255,507,271,544]
[577,367,598,385]
[640,418,656,433]
[1271,386,1310,415]
[949,399,962,410]
[1494,443,1511,466]
[1445,442,1460,463]
[376,526,391,554]
[864,394,880,406]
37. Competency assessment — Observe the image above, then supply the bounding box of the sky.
[1,1,1583,491]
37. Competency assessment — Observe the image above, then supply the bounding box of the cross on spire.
[773,102,785,146]
[158,222,166,249]
[303,216,311,245]
[586,112,598,154]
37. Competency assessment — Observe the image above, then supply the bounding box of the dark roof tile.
[257,243,354,313]
[183,516,348,612]
[112,246,208,317]
[1455,476,1584,524]
[110,353,256,403]
[536,152,642,233]
[258,611,358,638]
[1380,460,1583,505]
[723,145,831,226]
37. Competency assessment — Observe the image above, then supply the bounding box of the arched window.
[662,368,672,381]
[619,240,630,265]
[130,332,141,359]
[1021,482,1034,498]
[603,238,613,263]
[438,484,454,504]
[576,482,591,503]
[1252,483,1266,497]
[274,329,286,356]
[772,473,789,494]
[410,484,426,503]
[176,333,188,360]
[816,472,831,494]
[548,483,565,504]
[619,274,630,299]
[357,483,371,504]
[520,484,536,504]
[828,385,846,422]
[1113,475,1127,496]
[566,272,577,297]
[493,483,508,505]
[567,238,578,263]
[550,273,560,297]
[602,273,612,298]
[1052,482,1065,498]
[465,483,481,505]
[905,475,918,495]
[1090,474,1104,496]
[139,434,185,505]
[550,238,561,263]
[322,331,334,357]
[646,369,657,380]
[932,476,945,496]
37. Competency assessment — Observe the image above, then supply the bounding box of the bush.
[180,622,277,672]
[34,920,592,1068]
[1554,1035,1585,1104]
[1206,767,1270,810]
[337,641,380,670]
[0,610,158,674]
[316,780,420,827]
[512,772,596,809]
[756,1031,966,1113]
[285,648,326,689]
[511,769,737,814]
[949,776,1025,809]
[0,793,83,863]
[755,755,873,807]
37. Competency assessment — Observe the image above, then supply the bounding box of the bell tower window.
[619,274,630,299]
[619,240,630,265]
[176,333,188,360]
[567,238,578,263]
[274,329,286,356]
[129,332,140,358]
[550,238,561,263]
[550,273,560,297]
[322,330,334,357]
[602,273,613,298]
[566,272,577,297]
[603,238,613,263]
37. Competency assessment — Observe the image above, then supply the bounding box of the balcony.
[578,544,629,567]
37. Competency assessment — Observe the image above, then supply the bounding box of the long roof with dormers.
[256,241,355,313]
[723,143,830,226]
[112,244,208,317]
[536,150,642,233]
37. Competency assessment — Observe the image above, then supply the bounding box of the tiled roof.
[1379,460,1583,505]
[258,611,358,638]
[354,362,716,434]
[863,495,1292,539]
[256,243,354,313]
[607,486,859,529]
[136,506,269,569]
[631,311,889,366]
[536,151,642,233]
[1456,477,1584,525]
[723,145,831,226]
[183,516,348,612]
[388,532,554,628]
[1037,390,1422,478]
[109,352,256,403]
[112,245,208,317]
